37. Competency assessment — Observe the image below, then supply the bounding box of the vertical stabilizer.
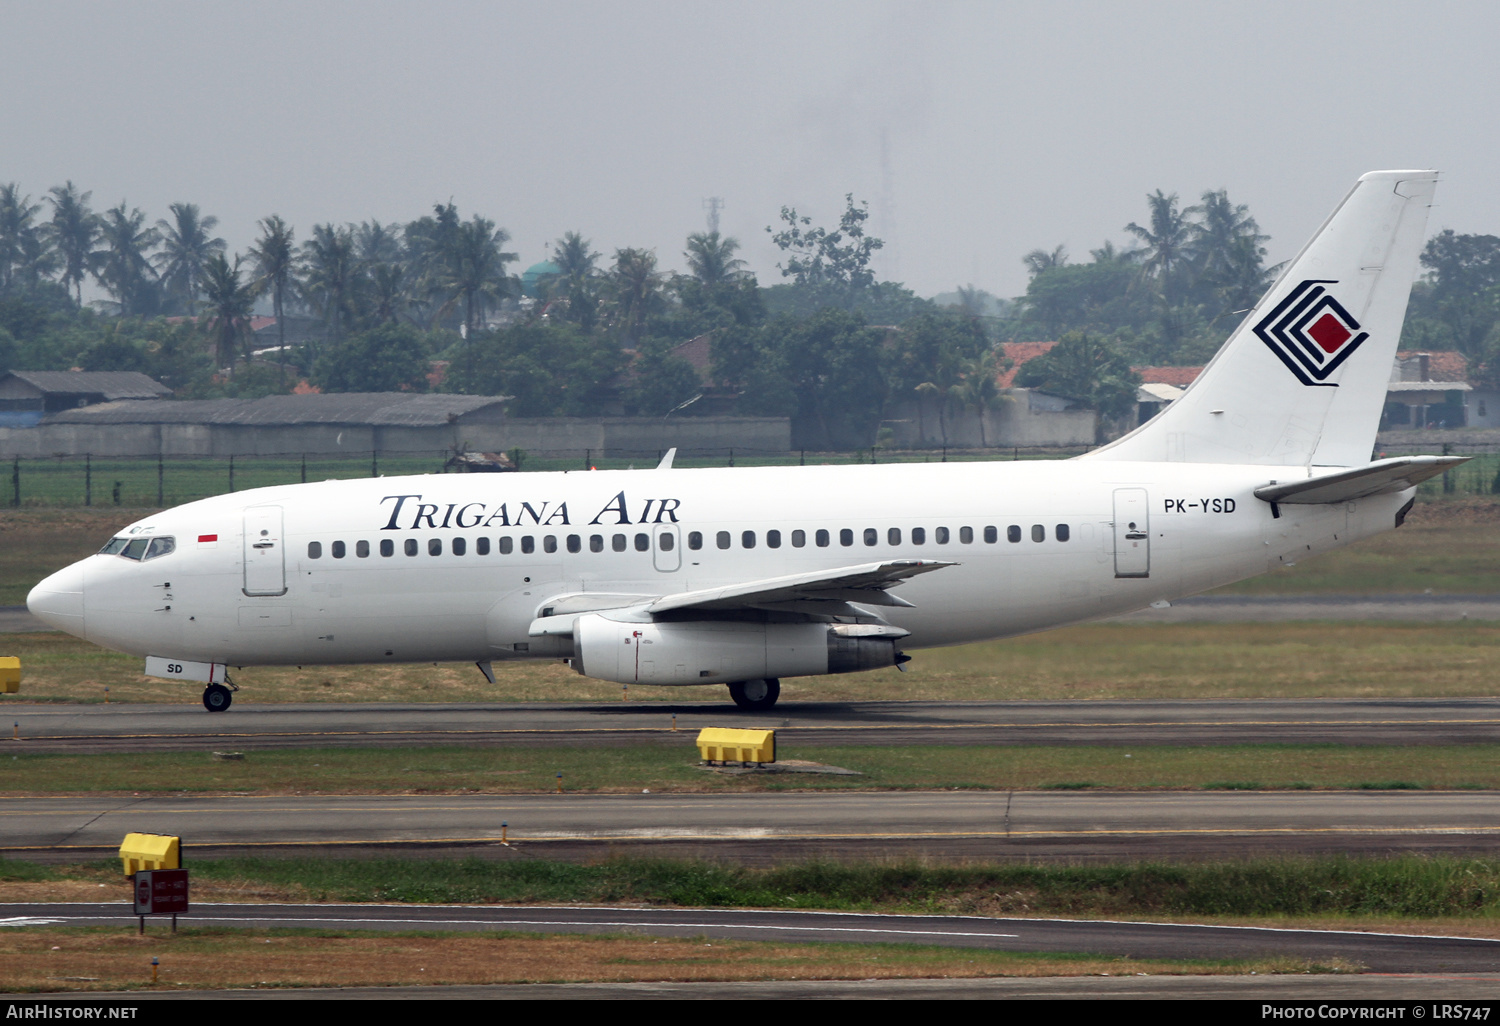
[1083,170,1437,467]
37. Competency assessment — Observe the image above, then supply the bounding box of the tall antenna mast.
[702,196,725,235]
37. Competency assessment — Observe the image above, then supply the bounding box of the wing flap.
[645,559,957,615]
[1254,456,1468,505]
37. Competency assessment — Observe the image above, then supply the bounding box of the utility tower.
[702,197,725,235]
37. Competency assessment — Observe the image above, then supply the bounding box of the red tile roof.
[1133,366,1204,387]
[997,341,1058,386]
[1395,350,1467,382]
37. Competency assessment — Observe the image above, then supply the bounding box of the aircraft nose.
[27,561,86,636]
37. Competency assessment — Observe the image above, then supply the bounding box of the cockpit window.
[98,537,130,555]
[144,537,175,560]
[121,539,149,560]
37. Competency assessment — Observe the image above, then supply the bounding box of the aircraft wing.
[527,559,956,637]
[646,559,957,615]
[1254,456,1468,505]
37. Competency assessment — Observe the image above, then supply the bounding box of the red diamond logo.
[1307,313,1351,354]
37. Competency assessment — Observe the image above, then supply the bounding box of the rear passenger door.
[1112,488,1150,579]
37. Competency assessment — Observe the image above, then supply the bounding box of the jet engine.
[572,614,908,686]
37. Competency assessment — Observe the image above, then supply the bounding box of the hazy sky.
[3,0,1498,301]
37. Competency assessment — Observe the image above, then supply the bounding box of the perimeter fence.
[3,440,1494,508]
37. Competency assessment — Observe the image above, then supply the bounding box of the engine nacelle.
[573,614,907,686]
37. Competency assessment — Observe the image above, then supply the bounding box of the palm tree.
[608,247,663,345]
[201,254,259,374]
[0,184,49,296]
[94,202,159,315]
[951,349,1006,447]
[47,181,100,306]
[1125,191,1194,302]
[550,231,601,329]
[435,215,517,336]
[154,202,225,313]
[249,216,296,352]
[300,223,358,347]
[1023,245,1069,277]
[684,231,746,285]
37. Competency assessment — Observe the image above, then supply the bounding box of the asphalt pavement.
[6,901,1499,974]
[8,697,1500,752]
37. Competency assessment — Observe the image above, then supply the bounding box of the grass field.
[4,744,1500,794]
[4,618,1498,705]
[0,926,1334,992]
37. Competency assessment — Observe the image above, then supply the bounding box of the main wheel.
[727,678,780,711]
[202,683,232,713]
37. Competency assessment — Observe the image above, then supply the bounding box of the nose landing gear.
[202,683,234,712]
[727,678,780,711]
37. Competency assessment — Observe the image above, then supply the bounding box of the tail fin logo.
[1252,279,1370,387]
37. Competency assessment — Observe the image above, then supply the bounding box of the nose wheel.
[202,683,233,713]
[727,678,780,711]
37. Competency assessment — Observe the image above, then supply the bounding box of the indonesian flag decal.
[197,533,218,547]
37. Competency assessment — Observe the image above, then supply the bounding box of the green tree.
[249,215,296,353]
[608,247,664,345]
[200,253,258,374]
[443,322,624,415]
[684,231,746,285]
[94,202,160,316]
[0,185,53,296]
[46,181,100,306]
[313,322,431,392]
[1126,190,1195,304]
[435,215,516,336]
[300,223,358,347]
[1015,330,1140,439]
[768,194,882,290]
[623,337,704,416]
[154,202,225,314]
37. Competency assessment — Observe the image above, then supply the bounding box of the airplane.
[27,170,1460,714]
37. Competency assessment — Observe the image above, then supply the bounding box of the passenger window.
[612,534,626,552]
[566,535,581,553]
[935,527,950,544]
[659,532,674,551]
[590,535,604,553]
[428,538,442,556]
[499,536,514,554]
[634,533,649,552]
[862,528,877,546]
[476,537,490,555]
[331,541,345,559]
[840,529,853,546]
[380,539,394,557]
[742,531,756,549]
[716,531,731,549]
[521,536,535,554]
[1007,525,1021,543]
[888,528,901,545]
[959,527,973,544]
[453,537,467,556]
[688,531,703,550]
[792,530,806,547]
[983,526,997,544]
[144,537,176,560]
[815,529,830,547]
[912,527,926,545]
[308,541,322,559]
[405,539,418,556]
[1032,524,1046,542]
[356,540,370,557]
[544,535,558,553]
[1057,524,1071,542]
[767,530,781,548]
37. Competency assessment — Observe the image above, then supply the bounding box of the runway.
[9,697,1500,752]
[6,900,1499,973]
[8,790,1500,855]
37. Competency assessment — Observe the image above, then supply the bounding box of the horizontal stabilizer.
[1254,456,1468,505]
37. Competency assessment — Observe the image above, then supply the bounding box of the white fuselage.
[30,459,1409,679]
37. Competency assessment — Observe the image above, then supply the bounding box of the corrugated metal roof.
[41,392,510,426]
[4,371,171,399]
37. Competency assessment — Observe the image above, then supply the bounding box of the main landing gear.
[727,678,780,711]
[202,683,234,713]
